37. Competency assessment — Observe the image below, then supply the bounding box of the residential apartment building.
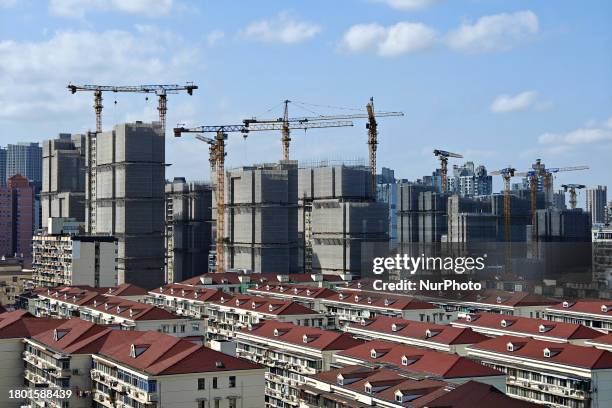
[0,174,35,265]
[319,291,449,324]
[91,330,265,408]
[247,283,337,311]
[234,320,362,408]
[0,310,64,408]
[206,294,333,340]
[592,227,612,287]
[31,285,107,319]
[466,335,612,407]
[333,339,505,389]
[586,185,607,225]
[342,315,487,355]
[451,312,602,344]
[32,218,117,288]
[147,283,225,318]
[5,142,42,187]
[545,300,612,333]
[0,257,32,305]
[421,289,558,318]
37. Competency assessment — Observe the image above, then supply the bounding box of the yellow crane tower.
[490,166,520,272]
[173,118,355,273]
[433,149,463,193]
[68,83,197,132]
[243,99,403,195]
[562,184,586,209]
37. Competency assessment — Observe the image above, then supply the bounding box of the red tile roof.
[149,283,226,303]
[248,283,337,299]
[97,330,261,375]
[30,318,113,354]
[547,300,612,317]
[349,315,488,346]
[337,340,502,379]
[468,335,612,369]
[0,310,64,339]
[104,283,148,297]
[36,285,106,306]
[82,295,182,321]
[453,312,601,341]
[211,294,320,316]
[180,273,243,286]
[312,366,451,407]
[240,321,363,351]
[322,292,437,311]
[425,289,557,308]
[426,380,541,408]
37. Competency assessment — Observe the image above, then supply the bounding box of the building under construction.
[224,161,299,274]
[298,164,389,277]
[165,177,212,283]
[41,133,86,223]
[85,121,165,288]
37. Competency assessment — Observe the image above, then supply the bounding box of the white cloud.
[0,0,17,8]
[49,0,174,19]
[206,30,224,46]
[341,22,437,57]
[372,0,441,11]
[538,128,612,145]
[239,12,321,44]
[605,117,612,129]
[446,10,538,52]
[0,28,198,123]
[490,90,539,113]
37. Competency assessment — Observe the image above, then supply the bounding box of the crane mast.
[433,149,463,193]
[562,184,586,209]
[366,97,378,196]
[68,83,197,132]
[490,166,519,273]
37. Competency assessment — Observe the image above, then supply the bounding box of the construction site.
[30,82,599,297]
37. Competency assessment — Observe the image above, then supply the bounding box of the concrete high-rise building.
[448,161,493,197]
[396,184,448,244]
[607,201,612,225]
[41,133,86,223]
[535,208,592,279]
[6,142,42,188]
[446,195,496,243]
[86,122,165,288]
[587,185,608,224]
[165,177,213,283]
[593,227,612,288]
[552,189,567,210]
[0,147,6,186]
[299,164,388,276]
[0,175,35,266]
[225,161,299,274]
[377,167,398,245]
[32,217,117,288]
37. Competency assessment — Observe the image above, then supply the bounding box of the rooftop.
[425,380,542,408]
[337,340,502,379]
[453,312,602,341]
[211,294,320,316]
[248,283,337,299]
[149,283,225,302]
[349,315,488,346]
[468,335,612,369]
[83,295,182,321]
[0,310,64,340]
[547,300,612,317]
[322,292,436,311]
[240,321,363,351]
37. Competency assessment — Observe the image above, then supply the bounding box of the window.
[229,376,236,388]
[197,378,205,390]
[212,377,218,389]
[229,398,237,408]
[214,400,220,408]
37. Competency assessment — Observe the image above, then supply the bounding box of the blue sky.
[1,0,611,204]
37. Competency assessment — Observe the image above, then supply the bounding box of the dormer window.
[396,393,403,403]
[251,302,258,309]
[506,341,524,352]
[236,299,240,306]
[601,305,612,313]
[181,289,186,296]
[367,297,372,304]
[306,290,311,296]
[384,298,396,306]
[130,344,149,358]
[539,324,554,333]
[496,296,503,304]
[274,329,280,336]
[220,296,226,303]
[392,323,399,332]
[357,282,362,289]
[401,355,421,366]
[562,301,571,308]
[370,348,389,358]
[501,319,514,328]
[293,288,299,294]
[339,293,345,300]
[194,291,199,299]
[170,288,174,295]
[265,285,270,290]
[337,375,344,386]
[354,296,360,303]
[425,329,439,338]
[93,300,97,307]
[364,384,372,394]
[53,329,69,341]
[104,303,109,310]
[543,347,561,358]
[159,287,164,293]
[303,334,319,344]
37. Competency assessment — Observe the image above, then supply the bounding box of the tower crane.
[173,119,354,273]
[243,99,403,193]
[522,162,589,242]
[67,83,198,132]
[490,166,521,273]
[562,184,586,209]
[433,150,463,193]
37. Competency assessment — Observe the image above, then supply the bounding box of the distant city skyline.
[1,0,610,203]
